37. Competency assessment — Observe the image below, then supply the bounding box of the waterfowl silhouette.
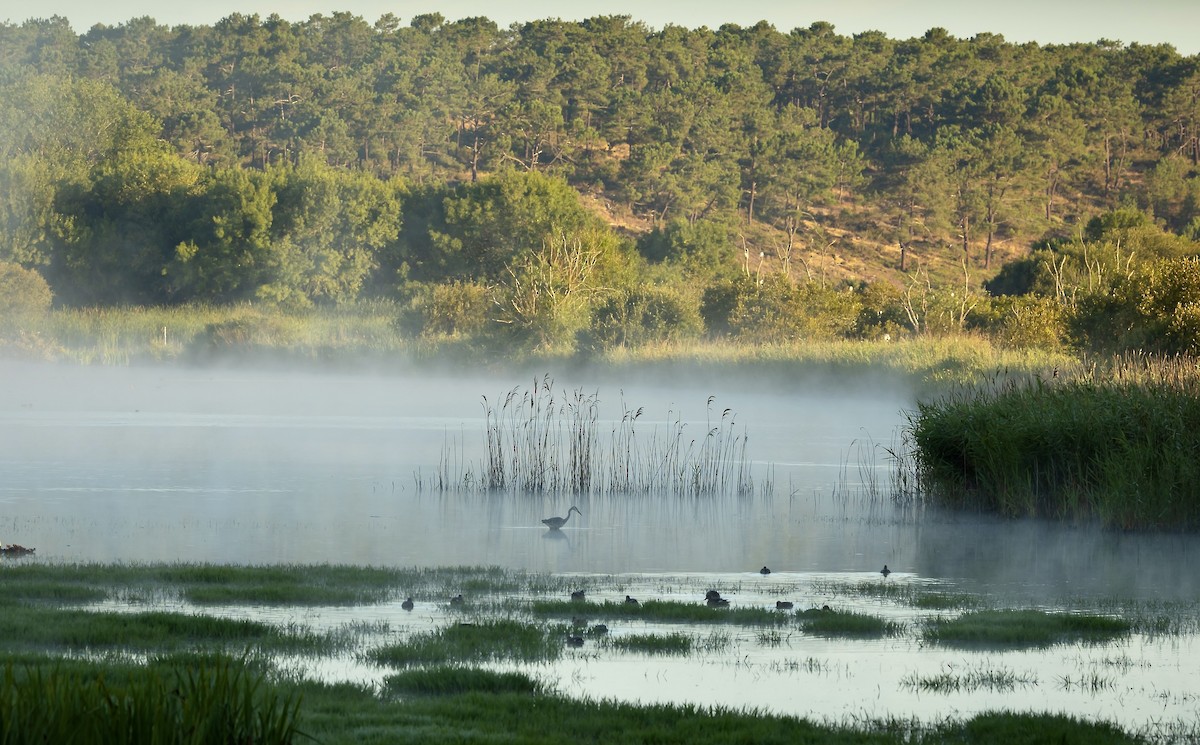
[880,565,891,577]
[705,590,723,601]
[542,506,582,529]
[450,594,465,605]
[589,624,609,635]
[401,597,414,611]
[760,566,771,575]
[776,601,794,610]
[821,604,832,612]
[707,597,730,608]
[625,595,640,605]
[571,589,586,601]
[566,634,585,647]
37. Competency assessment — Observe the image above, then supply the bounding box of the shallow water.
[4,359,1200,732]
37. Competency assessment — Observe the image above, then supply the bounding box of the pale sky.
[7,0,1199,56]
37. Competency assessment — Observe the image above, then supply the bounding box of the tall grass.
[0,659,301,745]
[903,356,1200,529]
[451,376,755,497]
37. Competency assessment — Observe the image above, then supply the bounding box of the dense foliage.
[3,13,1200,356]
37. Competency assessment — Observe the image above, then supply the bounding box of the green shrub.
[0,262,53,322]
[582,285,703,351]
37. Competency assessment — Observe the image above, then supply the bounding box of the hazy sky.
[9,0,1200,55]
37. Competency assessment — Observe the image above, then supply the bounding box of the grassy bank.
[2,302,1074,388]
[905,357,1200,530]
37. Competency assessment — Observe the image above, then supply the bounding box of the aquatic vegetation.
[0,606,335,655]
[922,609,1130,647]
[796,608,904,637]
[384,667,548,696]
[903,360,1200,529]
[600,632,693,655]
[369,619,562,666]
[446,376,755,497]
[901,664,1039,693]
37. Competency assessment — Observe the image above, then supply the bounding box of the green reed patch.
[370,620,561,666]
[600,632,693,655]
[384,667,547,696]
[797,609,903,637]
[0,658,301,745]
[922,609,1130,647]
[906,373,1200,529]
[529,599,785,625]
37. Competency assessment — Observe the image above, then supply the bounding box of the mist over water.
[3,358,1199,603]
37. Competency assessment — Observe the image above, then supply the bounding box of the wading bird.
[542,506,582,529]
[880,565,891,577]
[401,597,414,611]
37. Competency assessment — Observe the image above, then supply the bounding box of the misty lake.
[3,358,1200,734]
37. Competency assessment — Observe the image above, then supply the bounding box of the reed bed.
[0,659,301,745]
[903,356,1200,530]
[446,376,755,497]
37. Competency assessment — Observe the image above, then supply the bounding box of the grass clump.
[797,609,903,637]
[922,609,1130,647]
[370,619,561,666]
[0,658,301,745]
[601,633,693,655]
[901,664,1039,693]
[906,362,1200,529]
[384,667,547,696]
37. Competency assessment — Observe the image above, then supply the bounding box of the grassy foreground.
[0,562,1176,743]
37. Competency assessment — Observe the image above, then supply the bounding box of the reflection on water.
[2,359,1199,600]
[5,359,1200,732]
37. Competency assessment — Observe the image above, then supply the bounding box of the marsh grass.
[529,599,785,625]
[370,619,561,666]
[384,667,547,696]
[454,376,755,497]
[922,610,1130,647]
[0,563,546,607]
[905,358,1200,529]
[797,609,904,637]
[0,606,336,655]
[901,664,1039,693]
[0,658,301,745]
[600,632,693,655]
[293,674,1145,745]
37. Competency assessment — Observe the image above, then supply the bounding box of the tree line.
[2,13,1200,355]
